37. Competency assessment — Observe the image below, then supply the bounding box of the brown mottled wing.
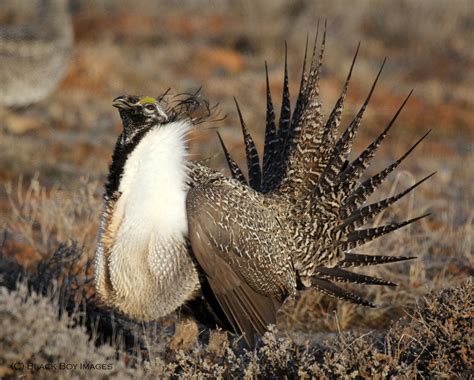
[186,183,292,348]
[189,223,279,347]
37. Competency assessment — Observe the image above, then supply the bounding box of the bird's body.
[95,119,200,320]
[0,0,72,106]
[95,34,431,347]
[95,113,296,326]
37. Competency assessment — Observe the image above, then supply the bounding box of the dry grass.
[5,176,101,257]
[0,252,471,378]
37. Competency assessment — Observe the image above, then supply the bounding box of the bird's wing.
[186,182,294,347]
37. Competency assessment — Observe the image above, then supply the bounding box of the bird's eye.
[145,104,155,111]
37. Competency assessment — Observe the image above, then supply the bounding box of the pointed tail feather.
[269,42,293,191]
[278,41,292,149]
[342,130,431,216]
[234,97,262,191]
[300,44,360,192]
[340,172,436,231]
[216,132,247,184]
[285,28,322,163]
[280,26,328,195]
[290,33,310,134]
[303,23,326,112]
[336,253,416,268]
[311,277,376,307]
[342,213,430,251]
[318,59,386,192]
[314,267,397,286]
[321,42,360,146]
[339,90,413,186]
[262,62,281,192]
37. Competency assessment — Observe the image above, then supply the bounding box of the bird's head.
[113,95,169,139]
[112,91,220,144]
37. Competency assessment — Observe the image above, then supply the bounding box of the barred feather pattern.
[315,59,385,196]
[262,62,282,192]
[338,90,413,187]
[310,43,360,185]
[341,130,431,217]
[279,27,327,197]
[277,43,292,154]
[216,132,247,185]
[235,98,262,191]
[218,39,431,307]
[339,172,435,233]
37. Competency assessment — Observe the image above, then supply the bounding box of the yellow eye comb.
[138,96,156,105]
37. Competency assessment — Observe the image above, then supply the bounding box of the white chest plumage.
[95,120,200,320]
[117,121,190,238]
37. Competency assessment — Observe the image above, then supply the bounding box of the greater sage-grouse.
[95,33,432,348]
[0,0,72,106]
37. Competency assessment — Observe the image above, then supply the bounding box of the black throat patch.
[104,125,153,198]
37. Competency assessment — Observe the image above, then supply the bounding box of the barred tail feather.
[300,44,360,191]
[270,42,293,191]
[291,33,309,134]
[318,59,386,192]
[342,130,431,216]
[278,42,291,149]
[234,97,262,190]
[314,267,397,286]
[262,62,280,191]
[339,90,413,185]
[342,213,430,251]
[321,42,360,146]
[340,172,435,232]
[311,277,376,307]
[336,253,416,268]
[285,27,323,159]
[280,25,329,195]
[216,132,247,184]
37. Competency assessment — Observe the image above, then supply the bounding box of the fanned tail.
[217,37,432,307]
[284,41,431,302]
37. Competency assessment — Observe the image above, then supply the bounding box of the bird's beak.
[112,96,134,110]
